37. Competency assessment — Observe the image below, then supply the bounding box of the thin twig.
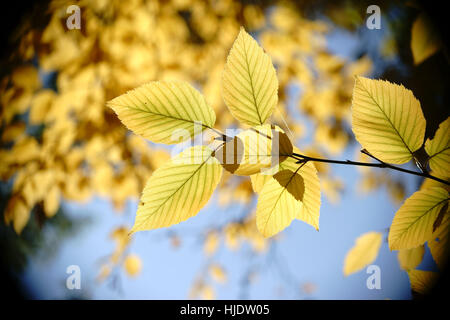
[290,152,450,186]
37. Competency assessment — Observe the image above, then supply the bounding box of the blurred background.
[0,0,449,299]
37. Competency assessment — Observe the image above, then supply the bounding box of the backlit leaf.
[425,117,450,178]
[398,246,425,271]
[214,124,292,176]
[407,269,438,294]
[251,148,321,229]
[222,27,278,126]
[123,254,142,277]
[256,169,304,237]
[411,13,441,65]
[107,81,216,144]
[352,76,426,164]
[130,146,222,233]
[389,187,449,250]
[343,232,383,276]
[428,214,449,270]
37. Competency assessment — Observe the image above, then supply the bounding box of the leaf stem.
[290,151,450,186]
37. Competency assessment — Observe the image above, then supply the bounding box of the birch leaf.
[343,232,383,276]
[398,246,425,271]
[425,117,450,178]
[130,146,222,233]
[389,187,449,250]
[256,169,304,237]
[214,124,292,176]
[411,13,441,65]
[107,81,216,144]
[222,27,278,126]
[408,269,439,294]
[352,76,426,164]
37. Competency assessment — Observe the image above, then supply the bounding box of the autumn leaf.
[352,76,426,164]
[428,213,449,270]
[251,147,321,230]
[214,124,292,175]
[389,187,449,250]
[130,146,222,233]
[411,13,441,65]
[107,81,216,144]
[407,269,438,294]
[343,232,383,276]
[123,254,142,277]
[398,246,425,271]
[222,27,278,126]
[425,117,450,179]
[256,169,305,237]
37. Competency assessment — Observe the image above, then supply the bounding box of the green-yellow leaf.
[389,187,449,250]
[398,245,425,271]
[214,124,292,176]
[222,27,278,126]
[428,213,449,270]
[107,81,216,144]
[251,147,320,229]
[256,169,304,238]
[352,76,426,164]
[130,146,222,233]
[343,232,383,276]
[411,13,441,65]
[407,269,438,294]
[425,117,450,179]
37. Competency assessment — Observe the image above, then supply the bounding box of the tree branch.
[290,151,450,186]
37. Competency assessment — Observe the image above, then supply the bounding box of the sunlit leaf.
[123,254,142,277]
[214,124,292,175]
[204,231,220,256]
[352,76,426,164]
[411,13,441,65]
[256,169,304,237]
[209,264,227,284]
[43,185,60,218]
[222,27,278,126]
[389,187,449,250]
[251,148,321,229]
[398,245,425,271]
[428,214,449,270]
[407,269,438,294]
[425,117,450,178]
[107,81,216,144]
[130,146,222,233]
[343,232,383,276]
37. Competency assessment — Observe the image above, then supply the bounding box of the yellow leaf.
[222,27,278,126]
[204,231,220,256]
[123,254,142,277]
[425,117,450,178]
[352,76,426,164]
[389,187,449,250]
[5,196,30,234]
[343,232,383,276]
[411,13,441,65]
[407,269,438,294]
[256,169,305,237]
[209,264,227,284]
[201,285,215,300]
[214,124,292,176]
[43,185,60,218]
[131,146,222,233]
[252,148,321,230]
[428,214,449,270]
[107,81,216,144]
[398,246,425,271]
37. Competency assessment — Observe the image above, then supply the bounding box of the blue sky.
[20,19,436,300]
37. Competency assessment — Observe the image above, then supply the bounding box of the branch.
[290,151,450,186]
